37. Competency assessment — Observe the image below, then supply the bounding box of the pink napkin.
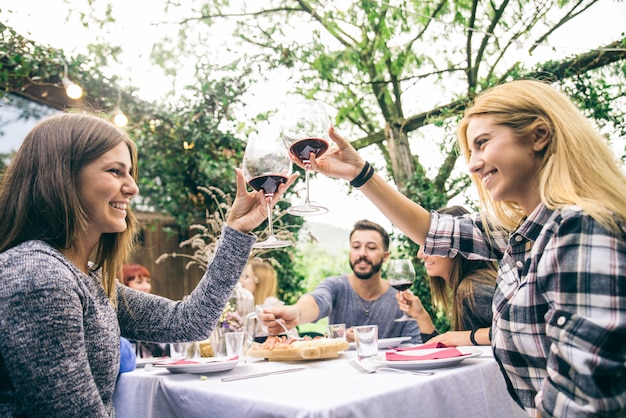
[167,356,239,365]
[386,347,466,361]
[393,342,448,352]
[169,359,199,365]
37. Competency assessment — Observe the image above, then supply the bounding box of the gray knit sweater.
[0,226,255,417]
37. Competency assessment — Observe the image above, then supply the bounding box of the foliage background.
[2,1,626,335]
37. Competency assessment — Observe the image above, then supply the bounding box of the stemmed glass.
[281,99,331,216]
[241,132,293,248]
[387,259,416,322]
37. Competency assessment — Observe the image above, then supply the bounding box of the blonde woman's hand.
[226,168,298,234]
[299,127,366,182]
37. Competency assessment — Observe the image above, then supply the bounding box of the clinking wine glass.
[387,259,416,322]
[281,99,331,216]
[241,132,293,248]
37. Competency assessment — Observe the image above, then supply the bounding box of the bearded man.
[260,220,421,343]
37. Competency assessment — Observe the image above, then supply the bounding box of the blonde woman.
[301,80,626,418]
[240,258,281,307]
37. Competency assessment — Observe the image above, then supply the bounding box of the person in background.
[396,205,497,346]
[260,219,421,344]
[240,258,282,343]
[121,263,169,358]
[300,79,626,417]
[122,263,152,293]
[0,112,297,416]
[240,257,281,307]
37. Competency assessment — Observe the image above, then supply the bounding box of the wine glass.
[281,99,331,216]
[241,132,293,248]
[387,259,416,322]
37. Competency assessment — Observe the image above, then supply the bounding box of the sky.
[2,1,626,232]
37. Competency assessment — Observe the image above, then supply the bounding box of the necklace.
[355,296,378,317]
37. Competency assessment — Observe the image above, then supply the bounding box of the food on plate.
[247,335,349,360]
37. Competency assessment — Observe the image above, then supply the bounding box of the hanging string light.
[113,90,128,127]
[62,63,83,99]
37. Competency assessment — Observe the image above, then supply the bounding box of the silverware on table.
[349,359,434,376]
[221,367,306,382]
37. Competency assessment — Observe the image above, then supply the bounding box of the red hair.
[122,264,151,285]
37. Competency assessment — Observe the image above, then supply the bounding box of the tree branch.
[351,38,626,150]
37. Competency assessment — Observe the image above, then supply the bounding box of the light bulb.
[113,109,128,127]
[62,76,83,99]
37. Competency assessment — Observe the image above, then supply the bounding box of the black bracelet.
[469,328,479,346]
[350,161,374,188]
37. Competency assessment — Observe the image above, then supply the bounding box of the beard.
[350,256,384,280]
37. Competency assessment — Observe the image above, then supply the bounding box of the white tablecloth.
[113,346,526,418]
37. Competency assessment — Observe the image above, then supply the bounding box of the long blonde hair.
[457,79,626,233]
[248,258,279,306]
[0,112,138,304]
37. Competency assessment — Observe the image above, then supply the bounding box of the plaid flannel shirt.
[424,204,626,417]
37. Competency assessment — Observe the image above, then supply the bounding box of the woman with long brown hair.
[396,206,497,345]
[0,112,296,416]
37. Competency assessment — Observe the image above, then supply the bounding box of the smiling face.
[348,229,389,280]
[76,142,138,246]
[465,115,544,215]
[417,246,453,282]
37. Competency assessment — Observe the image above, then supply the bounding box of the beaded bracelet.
[469,328,479,346]
[350,161,375,188]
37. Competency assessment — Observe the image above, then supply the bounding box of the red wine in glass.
[241,131,293,249]
[387,259,416,322]
[281,99,332,216]
[248,175,288,196]
[390,282,413,292]
[288,138,330,164]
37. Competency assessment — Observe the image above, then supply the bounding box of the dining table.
[113,344,527,418]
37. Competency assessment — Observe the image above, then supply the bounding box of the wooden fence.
[128,212,204,300]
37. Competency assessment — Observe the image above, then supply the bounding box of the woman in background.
[397,205,497,346]
[123,263,152,294]
[240,257,281,307]
[122,263,169,358]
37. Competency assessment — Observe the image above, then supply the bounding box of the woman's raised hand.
[301,127,367,182]
[226,168,298,234]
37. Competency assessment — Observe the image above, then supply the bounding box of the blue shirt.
[119,337,136,373]
[424,204,626,417]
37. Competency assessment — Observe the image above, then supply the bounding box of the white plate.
[366,347,482,370]
[348,336,411,350]
[153,357,240,374]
